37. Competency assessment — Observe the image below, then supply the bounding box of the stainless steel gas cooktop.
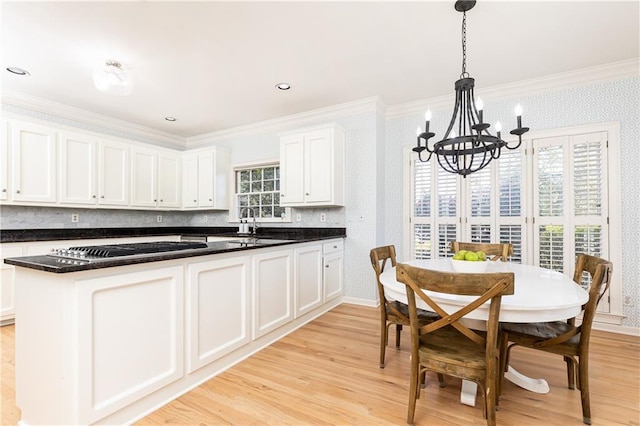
[48,241,208,263]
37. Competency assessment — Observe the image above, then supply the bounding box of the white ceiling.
[2,1,638,139]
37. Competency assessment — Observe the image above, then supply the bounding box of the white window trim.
[229,159,292,223]
[403,121,623,325]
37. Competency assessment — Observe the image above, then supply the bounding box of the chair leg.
[565,355,576,389]
[396,324,402,349]
[379,318,388,368]
[437,373,445,388]
[407,354,419,424]
[578,357,591,425]
[498,331,509,398]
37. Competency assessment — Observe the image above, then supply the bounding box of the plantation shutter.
[411,158,432,259]
[436,167,459,258]
[497,149,526,263]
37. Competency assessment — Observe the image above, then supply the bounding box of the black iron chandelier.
[413,0,530,177]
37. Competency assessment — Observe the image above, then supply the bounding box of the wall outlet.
[156,215,163,223]
[202,215,208,223]
[296,213,302,222]
[71,214,79,223]
[320,213,326,222]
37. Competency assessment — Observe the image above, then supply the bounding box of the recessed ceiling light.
[275,83,291,90]
[165,117,177,122]
[6,67,30,76]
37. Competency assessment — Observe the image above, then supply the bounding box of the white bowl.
[451,259,489,273]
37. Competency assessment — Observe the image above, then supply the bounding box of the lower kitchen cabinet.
[0,245,23,324]
[186,255,251,373]
[12,239,343,425]
[294,244,323,317]
[323,240,344,302]
[252,248,293,338]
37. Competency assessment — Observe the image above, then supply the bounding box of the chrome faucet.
[240,207,258,235]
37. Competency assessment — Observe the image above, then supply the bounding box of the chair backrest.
[396,262,514,351]
[573,254,613,344]
[450,241,514,262]
[370,246,399,314]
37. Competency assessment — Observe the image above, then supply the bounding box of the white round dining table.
[379,258,589,406]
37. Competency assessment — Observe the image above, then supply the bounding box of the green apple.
[476,251,487,261]
[464,251,479,261]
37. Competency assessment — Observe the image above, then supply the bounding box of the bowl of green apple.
[451,250,489,273]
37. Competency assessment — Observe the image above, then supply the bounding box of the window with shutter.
[405,122,620,321]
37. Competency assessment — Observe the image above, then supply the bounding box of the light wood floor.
[2,304,639,425]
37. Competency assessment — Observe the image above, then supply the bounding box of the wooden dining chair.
[396,262,515,426]
[369,246,439,368]
[450,241,514,262]
[499,254,612,425]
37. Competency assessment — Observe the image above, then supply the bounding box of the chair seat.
[386,300,439,325]
[502,321,580,355]
[418,326,486,381]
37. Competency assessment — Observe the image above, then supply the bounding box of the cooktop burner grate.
[66,241,208,258]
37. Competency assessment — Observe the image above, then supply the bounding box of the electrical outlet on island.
[156,215,163,223]
[320,213,326,222]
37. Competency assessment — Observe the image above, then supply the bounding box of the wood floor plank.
[2,304,639,425]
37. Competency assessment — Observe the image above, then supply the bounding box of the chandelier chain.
[461,11,468,78]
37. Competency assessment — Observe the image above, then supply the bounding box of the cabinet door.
[76,266,184,423]
[0,245,23,324]
[252,249,293,338]
[294,245,323,317]
[323,250,344,302]
[305,129,333,204]
[182,154,198,208]
[279,134,305,205]
[59,131,97,205]
[158,152,181,208]
[186,256,251,373]
[0,120,9,201]
[98,139,129,206]
[11,120,57,203]
[197,153,214,208]
[131,147,157,207]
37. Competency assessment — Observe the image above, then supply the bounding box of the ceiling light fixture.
[413,0,529,177]
[165,117,177,122]
[92,60,134,96]
[275,83,291,90]
[6,67,30,76]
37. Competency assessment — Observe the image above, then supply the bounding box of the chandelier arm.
[505,136,523,150]
[444,90,462,139]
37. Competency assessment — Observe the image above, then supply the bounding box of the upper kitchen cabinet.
[279,123,345,207]
[0,120,9,201]
[59,133,131,206]
[9,119,57,203]
[131,147,181,209]
[182,148,230,210]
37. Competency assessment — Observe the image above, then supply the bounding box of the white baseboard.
[342,296,379,308]
[592,322,640,337]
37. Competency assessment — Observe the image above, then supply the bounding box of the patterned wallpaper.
[385,77,640,329]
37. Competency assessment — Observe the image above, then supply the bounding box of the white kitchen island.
[11,238,343,425]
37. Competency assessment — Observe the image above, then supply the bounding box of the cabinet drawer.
[322,240,343,254]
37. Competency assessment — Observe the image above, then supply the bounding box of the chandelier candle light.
[413,0,530,177]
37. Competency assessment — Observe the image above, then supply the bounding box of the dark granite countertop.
[0,226,346,243]
[4,231,345,274]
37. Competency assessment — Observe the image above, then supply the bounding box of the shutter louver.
[414,224,431,260]
[438,224,457,258]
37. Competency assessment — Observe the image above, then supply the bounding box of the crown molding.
[186,96,382,148]
[1,90,186,148]
[386,58,640,118]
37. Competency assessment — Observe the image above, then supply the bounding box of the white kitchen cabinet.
[186,255,251,373]
[0,245,23,324]
[279,123,345,207]
[182,148,229,210]
[0,119,9,201]
[59,131,97,204]
[252,248,293,338]
[323,240,344,302]
[158,152,181,208]
[294,244,323,317]
[98,139,130,206]
[60,133,132,206]
[10,119,57,203]
[131,147,180,209]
